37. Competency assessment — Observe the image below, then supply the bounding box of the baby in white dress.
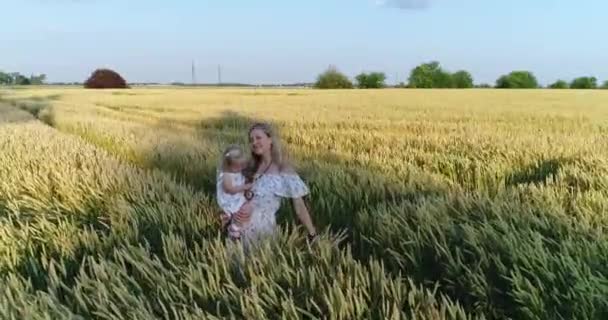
[217,145,253,240]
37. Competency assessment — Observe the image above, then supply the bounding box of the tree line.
[3,64,607,89]
[0,70,47,85]
[314,62,608,89]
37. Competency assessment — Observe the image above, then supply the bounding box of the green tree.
[407,61,454,88]
[0,71,11,85]
[30,74,47,85]
[451,70,474,88]
[9,72,20,85]
[355,73,368,89]
[549,80,569,89]
[495,71,538,88]
[435,71,454,88]
[601,80,608,89]
[408,62,436,88]
[570,77,597,89]
[314,66,353,89]
[0,71,47,85]
[355,72,386,89]
[15,74,31,85]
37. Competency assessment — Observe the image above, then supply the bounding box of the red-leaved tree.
[84,69,128,89]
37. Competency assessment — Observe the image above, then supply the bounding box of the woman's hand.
[220,212,231,228]
[234,201,253,225]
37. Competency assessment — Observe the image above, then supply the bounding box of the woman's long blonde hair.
[246,122,312,215]
[246,122,289,179]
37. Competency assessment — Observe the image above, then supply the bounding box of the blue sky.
[2,0,607,85]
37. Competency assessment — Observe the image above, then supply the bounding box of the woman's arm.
[281,164,317,237]
[292,197,316,236]
[233,201,253,225]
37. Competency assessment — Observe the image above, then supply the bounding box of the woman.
[222,122,317,248]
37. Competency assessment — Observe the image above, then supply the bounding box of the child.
[217,145,253,240]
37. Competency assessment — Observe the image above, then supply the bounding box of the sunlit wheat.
[1,87,608,319]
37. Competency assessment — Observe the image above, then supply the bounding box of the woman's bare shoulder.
[266,163,281,174]
[261,161,299,175]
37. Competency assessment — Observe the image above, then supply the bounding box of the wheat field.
[1,87,608,319]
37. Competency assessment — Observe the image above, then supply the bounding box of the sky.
[2,0,607,85]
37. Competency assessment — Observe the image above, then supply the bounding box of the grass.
[1,87,608,319]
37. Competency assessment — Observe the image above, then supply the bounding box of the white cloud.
[376,0,432,10]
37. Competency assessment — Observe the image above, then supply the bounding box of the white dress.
[239,172,310,247]
[216,172,247,215]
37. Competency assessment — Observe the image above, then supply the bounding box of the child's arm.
[222,176,252,195]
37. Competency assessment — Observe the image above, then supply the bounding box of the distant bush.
[601,81,608,89]
[495,71,538,89]
[314,66,353,89]
[84,69,128,89]
[570,77,597,89]
[549,80,569,89]
[355,72,386,89]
